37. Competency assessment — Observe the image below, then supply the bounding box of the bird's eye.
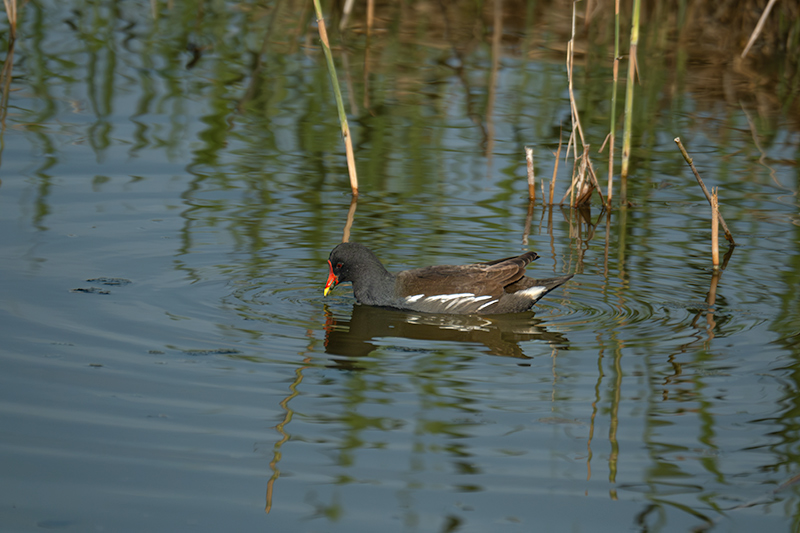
[336,262,343,269]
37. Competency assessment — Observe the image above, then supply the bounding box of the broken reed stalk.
[711,187,719,269]
[525,146,535,201]
[674,137,736,245]
[558,147,607,207]
[312,0,359,196]
[741,0,779,58]
[607,0,620,206]
[561,149,584,206]
[620,0,641,202]
[3,0,17,41]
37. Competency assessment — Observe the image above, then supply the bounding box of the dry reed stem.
[585,152,606,205]
[366,0,374,36]
[566,3,583,148]
[575,147,592,205]
[567,151,576,206]
[674,137,736,245]
[561,146,606,207]
[0,38,14,161]
[3,0,16,40]
[549,129,563,205]
[561,148,592,206]
[598,133,611,153]
[313,0,359,195]
[565,0,578,208]
[340,0,355,30]
[564,0,603,207]
[711,187,719,269]
[607,0,620,207]
[525,146,536,201]
[742,0,779,58]
[562,147,588,205]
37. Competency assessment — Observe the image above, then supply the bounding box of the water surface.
[1,2,799,532]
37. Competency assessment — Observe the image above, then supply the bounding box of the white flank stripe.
[519,286,546,299]
[408,293,496,310]
[477,299,498,311]
[445,298,466,310]
[424,292,475,303]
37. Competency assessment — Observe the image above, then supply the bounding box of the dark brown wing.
[391,253,539,313]
[478,252,538,267]
[397,253,537,298]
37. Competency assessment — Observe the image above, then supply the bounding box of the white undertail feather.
[518,286,547,299]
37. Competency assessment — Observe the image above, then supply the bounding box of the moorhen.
[323,242,572,315]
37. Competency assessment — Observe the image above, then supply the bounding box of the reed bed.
[307,0,795,203]
[515,0,795,217]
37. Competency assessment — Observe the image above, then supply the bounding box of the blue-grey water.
[1,2,799,532]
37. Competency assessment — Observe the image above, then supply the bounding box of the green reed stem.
[620,0,640,203]
[312,0,359,196]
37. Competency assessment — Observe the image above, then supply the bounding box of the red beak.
[323,260,338,296]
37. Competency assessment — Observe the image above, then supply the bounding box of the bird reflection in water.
[323,303,569,366]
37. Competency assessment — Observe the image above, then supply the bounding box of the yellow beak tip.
[323,287,331,297]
